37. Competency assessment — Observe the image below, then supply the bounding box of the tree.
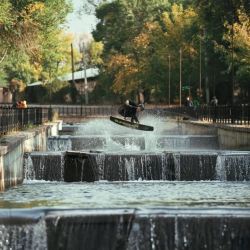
[92,0,170,103]
[216,10,250,102]
[101,3,200,103]
[78,0,107,15]
[193,0,250,103]
[0,0,74,103]
[86,40,103,67]
[148,4,200,103]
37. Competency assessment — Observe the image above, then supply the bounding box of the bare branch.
[77,0,108,15]
[0,49,8,64]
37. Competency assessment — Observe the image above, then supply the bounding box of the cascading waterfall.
[46,134,219,152]
[23,149,250,182]
[10,114,250,249]
[157,136,190,150]
[0,218,47,250]
[71,136,107,150]
[216,153,250,181]
[47,136,72,151]
[215,155,227,181]
[173,153,181,181]
[24,153,35,180]
[24,152,66,181]
[1,208,250,250]
[178,152,218,181]
[125,211,250,249]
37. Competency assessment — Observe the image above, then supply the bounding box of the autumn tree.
[0,0,74,103]
[86,40,103,67]
[92,0,170,103]
[216,10,250,102]
[193,0,250,103]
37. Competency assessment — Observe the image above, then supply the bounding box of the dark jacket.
[118,100,139,122]
[12,102,19,109]
[185,99,190,107]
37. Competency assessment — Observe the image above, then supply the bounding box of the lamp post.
[179,49,182,107]
[82,42,89,104]
[232,13,234,104]
[199,35,202,103]
[80,87,83,116]
[168,54,171,106]
[48,80,52,121]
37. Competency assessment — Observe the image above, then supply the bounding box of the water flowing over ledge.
[24,151,250,182]
[0,207,250,250]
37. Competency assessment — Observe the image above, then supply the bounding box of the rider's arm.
[127,100,137,108]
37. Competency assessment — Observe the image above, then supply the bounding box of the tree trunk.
[138,88,144,103]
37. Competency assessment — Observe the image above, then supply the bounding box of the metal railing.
[44,104,250,125]
[197,104,250,125]
[0,107,49,135]
[1,104,248,132]
[147,104,250,125]
[52,106,119,117]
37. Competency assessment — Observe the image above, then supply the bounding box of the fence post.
[48,107,53,121]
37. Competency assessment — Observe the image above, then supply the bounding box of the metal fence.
[0,107,49,135]
[1,104,249,133]
[52,106,119,117]
[47,104,250,125]
[197,104,250,125]
[146,104,250,125]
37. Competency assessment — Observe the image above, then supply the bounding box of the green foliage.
[0,68,8,86]
[0,0,74,103]
[93,1,201,103]
[86,40,103,67]
[92,0,172,103]
[88,0,250,104]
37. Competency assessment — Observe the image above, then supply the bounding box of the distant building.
[60,68,99,94]
[0,87,12,103]
[29,68,99,94]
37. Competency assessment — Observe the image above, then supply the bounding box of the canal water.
[1,115,250,250]
[1,116,250,209]
[1,180,250,209]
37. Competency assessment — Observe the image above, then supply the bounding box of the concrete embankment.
[179,120,250,150]
[0,121,62,190]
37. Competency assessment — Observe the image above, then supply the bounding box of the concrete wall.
[0,87,12,103]
[0,121,61,190]
[179,120,217,135]
[179,120,250,150]
[216,124,250,150]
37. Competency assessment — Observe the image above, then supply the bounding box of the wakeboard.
[110,116,154,131]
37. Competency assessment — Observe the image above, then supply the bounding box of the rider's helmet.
[138,103,145,111]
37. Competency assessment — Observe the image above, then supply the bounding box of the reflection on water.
[1,180,250,209]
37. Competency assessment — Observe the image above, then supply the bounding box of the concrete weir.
[2,116,250,250]
[24,150,250,182]
[0,207,250,250]
[0,121,61,190]
[47,135,219,151]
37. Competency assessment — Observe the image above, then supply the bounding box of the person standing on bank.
[118,100,145,123]
[185,97,190,107]
[211,96,218,106]
[12,101,20,109]
[211,96,218,123]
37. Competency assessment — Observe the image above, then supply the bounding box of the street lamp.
[82,42,89,105]
[168,54,171,106]
[231,14,234,104]
[199,35,202,103]
[48,80,53,121]
[179,49,182,107]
